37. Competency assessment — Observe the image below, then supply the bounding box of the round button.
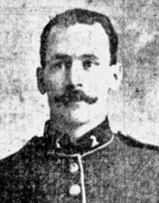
[69,184,81,196]
[70,163,79,173]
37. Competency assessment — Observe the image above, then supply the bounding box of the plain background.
[0,0,159,159]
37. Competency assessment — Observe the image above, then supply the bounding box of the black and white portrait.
[0,0,159,202]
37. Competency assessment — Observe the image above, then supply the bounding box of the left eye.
[83,60,93,69]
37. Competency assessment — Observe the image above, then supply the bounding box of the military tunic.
[1,118,159,203]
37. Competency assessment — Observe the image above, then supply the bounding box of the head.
[37,8,122,128]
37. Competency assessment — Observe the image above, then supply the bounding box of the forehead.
[46,23,110,59]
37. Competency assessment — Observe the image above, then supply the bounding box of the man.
[1,8,159,203]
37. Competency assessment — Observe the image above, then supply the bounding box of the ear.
[109,63,123,91]
[36,67,46,94]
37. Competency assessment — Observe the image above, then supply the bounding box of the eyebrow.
[81,54,99,61]
[48,53,99,63]
[50,54,71,61]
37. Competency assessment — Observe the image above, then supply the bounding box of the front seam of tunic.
[78,154,87,203]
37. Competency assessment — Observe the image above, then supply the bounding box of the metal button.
[69,184,81,196]
[70,163,79,173]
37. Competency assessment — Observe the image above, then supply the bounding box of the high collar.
[43,117,114,155]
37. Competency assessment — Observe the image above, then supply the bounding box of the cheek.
[97,81,109,99]
[44,72,64,95]
[86,70,109,96]
[84,75,98,96]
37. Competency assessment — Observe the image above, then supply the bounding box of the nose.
[66,60,83,87]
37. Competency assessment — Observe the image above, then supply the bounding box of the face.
[38,23,121,126]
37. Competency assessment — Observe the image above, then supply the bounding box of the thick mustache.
[54,90,98,106]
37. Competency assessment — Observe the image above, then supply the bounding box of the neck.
[49,115,106,144]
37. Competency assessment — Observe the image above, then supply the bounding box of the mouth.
[54,93,98,107]
[56,100,85,108]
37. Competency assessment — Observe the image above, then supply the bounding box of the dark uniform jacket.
[1,118,159,203]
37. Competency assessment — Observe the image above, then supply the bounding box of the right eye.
[50,62,65,71]
[53,62,64,69]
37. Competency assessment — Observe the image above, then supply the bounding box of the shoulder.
[115,132,159,154]
[0,136,46,201]
[0,136,46,175]
[113,132,159,170]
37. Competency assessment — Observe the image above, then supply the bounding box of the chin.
[60,102,89,123]
[65,110,91,126]
[50,104,90,125]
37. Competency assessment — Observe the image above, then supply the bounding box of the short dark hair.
[40,8,118,67]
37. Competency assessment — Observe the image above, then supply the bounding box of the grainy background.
[0,0,159,159]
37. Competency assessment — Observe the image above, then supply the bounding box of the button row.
[70,163,79,173]
[69,162,80,196]
[69,184,81,196]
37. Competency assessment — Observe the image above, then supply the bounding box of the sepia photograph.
[0,0,159,202]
